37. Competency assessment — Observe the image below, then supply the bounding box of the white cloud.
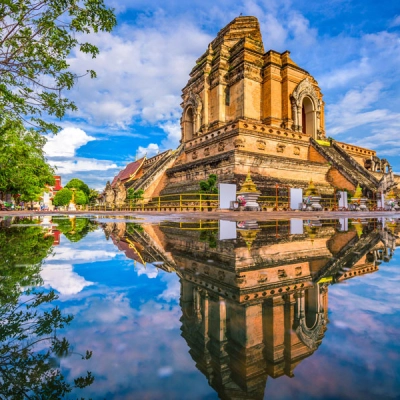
[137,143,160,159]
[326,82,400,136]
[67,17,212,128]
[51,158,119,175]
[160,121,181,148]
[320,57,371,89]
[390,15,400,28]
[41,264,94,295]
[44,127,95,158]
[137,121,182,157]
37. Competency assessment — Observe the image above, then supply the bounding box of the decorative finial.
[353,184,363,199]
[386,189,396,200]
[238,172,260,193]
[305,179,319,196]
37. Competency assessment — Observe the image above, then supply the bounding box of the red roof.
[112,236,145,264]
[111,158,145,187]
[53,176,62,191]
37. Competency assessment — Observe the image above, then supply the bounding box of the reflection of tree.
[0,221,53,304]
[53,217,98,242]
[199,230,218,248]
[125,222,144,235]
[0,221,94,398]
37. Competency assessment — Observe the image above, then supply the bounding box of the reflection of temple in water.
[104,218,399,400]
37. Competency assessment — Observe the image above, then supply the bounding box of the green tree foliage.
[0,220,94,397]
[127,188,144,203]
[0,120,55,199]
[0,0,117,133]
[74,189,88,205]
[53,187,72,206]
[199,174,218,194]
[88,188,99,203]
[65,178,90,196]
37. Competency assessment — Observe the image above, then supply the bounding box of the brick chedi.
[107,15,399,199]
[153,16,397,197]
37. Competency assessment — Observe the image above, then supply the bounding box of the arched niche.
[291,78,322,139]
[181,91,203,142]
[294,285,325,349]
[183,106,195,141]
[302,96,316,137]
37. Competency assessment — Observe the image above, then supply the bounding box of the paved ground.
[2,210,400,223]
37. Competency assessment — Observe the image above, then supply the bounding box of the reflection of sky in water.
[266,251,400,400]
[40,228,217,399]
[38,225,400,400]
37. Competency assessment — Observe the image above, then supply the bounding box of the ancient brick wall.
[327,167,356,191]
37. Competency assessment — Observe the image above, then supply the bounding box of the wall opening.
[305,286,319,329]
[184,107,195,141]
[302,97,316,138]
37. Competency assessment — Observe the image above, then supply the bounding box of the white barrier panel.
[339,218,348,231]
[218,183,237,209]
[378,193,385,208]
[290,219,304,234]
[290,188,303,210]
[219,220,237,240]
[339,191,348,208]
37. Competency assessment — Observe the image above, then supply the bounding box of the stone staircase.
[126,227,177,272]
[315,229,381,283]
[311,139,379,192]
[127,145,183,193]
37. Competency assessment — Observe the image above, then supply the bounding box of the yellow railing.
[85,193,385,212]
[87,193,219,212]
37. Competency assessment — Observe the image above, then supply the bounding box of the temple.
[105,16,399,200]
[103,217,399,399]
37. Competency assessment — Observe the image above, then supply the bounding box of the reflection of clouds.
[41,264,94,295]
[59,277,212,399]
[78,293,134,324]
[264,255,400,400]
[158,272,180,302]
[135,262,158,278]
[48,248,117,264]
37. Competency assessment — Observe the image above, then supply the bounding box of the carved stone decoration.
[295,314,325,350]
[182,91,203,138]
[257,272,268,283]
[291,78,319,107]
[234,138,245,148]
[278,269,287,278]
[256,140,266,150]
[192,150,198,160]
[294,146,300,155]
[218,271,225,281]
[113,178,126,206]
[290,78,322,138]
[204,147,210,156]
[104,181,115,205]
[276,143,286,153]
[218,141,225,152]
[235,273,246,285]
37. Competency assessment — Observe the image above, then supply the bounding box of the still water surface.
[1,216,399,399]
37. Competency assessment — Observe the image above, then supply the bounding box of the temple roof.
[112,237,145,265]
[111,157,145,187]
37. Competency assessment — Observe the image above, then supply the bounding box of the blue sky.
[43,0,400,189]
